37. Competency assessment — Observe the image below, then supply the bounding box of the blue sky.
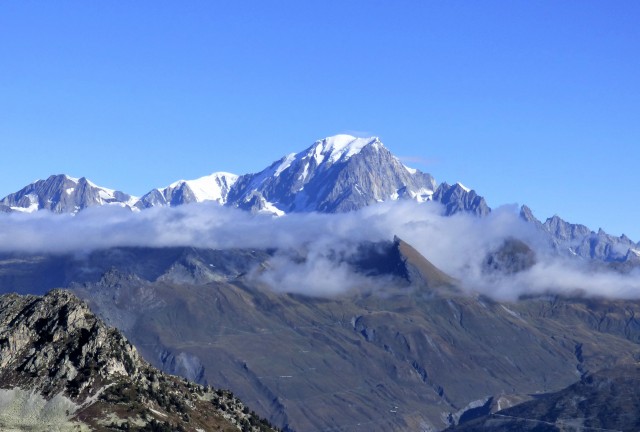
[1,1,639,239]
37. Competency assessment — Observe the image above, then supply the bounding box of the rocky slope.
[446,365,640,431]
[3,242,640,431]
[0,289,276,432]
[74,250,640,431]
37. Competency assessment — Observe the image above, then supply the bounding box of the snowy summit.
[310,135,382,165]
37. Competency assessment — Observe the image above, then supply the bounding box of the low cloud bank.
[0,202,638,300]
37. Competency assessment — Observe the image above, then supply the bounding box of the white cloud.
[1,201,639,299]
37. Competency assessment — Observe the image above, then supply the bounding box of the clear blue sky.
[1,1,639,240]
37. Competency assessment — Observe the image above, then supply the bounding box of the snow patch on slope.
[456,182,471,192]
[85,178,139,205]
[407,188,434,203]
[404,165,417,175]
[274,154,297,177]
[10,194,39,213]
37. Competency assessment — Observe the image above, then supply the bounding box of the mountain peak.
[62,174,80,182]
[226,135,437,213]
[311,135,382,165]
[0,174,137,213]
[136,171,239,209]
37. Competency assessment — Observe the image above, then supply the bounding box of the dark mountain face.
[0,246,271,295]
[446,365,640,432]
[483,238,537,275]
[0,289,276,432]
[2,243,640,431]
[75,265,640,431]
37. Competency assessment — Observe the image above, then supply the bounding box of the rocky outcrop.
[0,290,276,432]
[483,238,536,275]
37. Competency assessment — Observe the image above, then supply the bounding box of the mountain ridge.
[0,135,481,217]
[1,136,637,262]
[0,289,277,431]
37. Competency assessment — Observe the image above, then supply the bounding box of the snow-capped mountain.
[0,174,137,214]
[1,135,490,217]
[0,135,637,267]
[226,135,438,213]
[135,172,238,209]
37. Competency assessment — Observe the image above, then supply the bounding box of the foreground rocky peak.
[0,289,276,432]
[0,289,137,398]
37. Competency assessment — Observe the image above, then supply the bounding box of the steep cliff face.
[0,290,276,432]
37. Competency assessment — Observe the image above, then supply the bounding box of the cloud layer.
[0,201,638,299]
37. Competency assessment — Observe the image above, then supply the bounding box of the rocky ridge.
[0,289,276,432]
[520,205,640,264]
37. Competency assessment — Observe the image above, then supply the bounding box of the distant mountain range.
[1,134,638,264]
[0,135,484,216]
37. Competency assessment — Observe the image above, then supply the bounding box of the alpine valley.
[1,135,640,432]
